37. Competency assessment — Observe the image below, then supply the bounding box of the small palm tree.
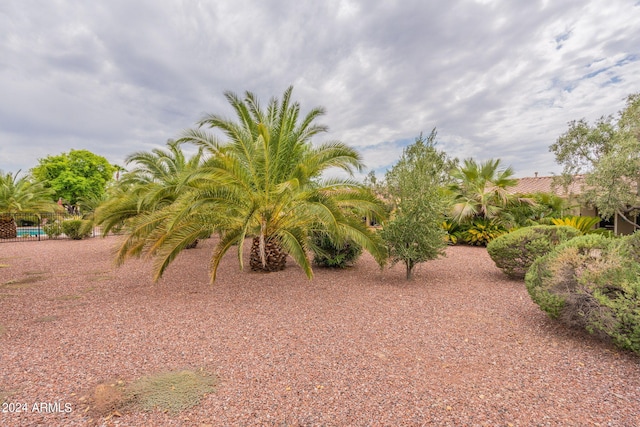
[448,158,521,224]
[0,170,59,238]
[114,87,387,282]
[95,140,204,238]
[502,192,566,227]
[120,139,203,188]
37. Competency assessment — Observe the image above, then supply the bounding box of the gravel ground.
[1,236,639,427]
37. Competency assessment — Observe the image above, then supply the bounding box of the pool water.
[16,229,46,237]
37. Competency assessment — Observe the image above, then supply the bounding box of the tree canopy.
[550,93,640,229]
[30,149,116,206]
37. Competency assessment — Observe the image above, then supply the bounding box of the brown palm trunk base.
[249,236,287,272]
[0,216,17,239]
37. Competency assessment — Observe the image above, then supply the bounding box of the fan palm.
[501,192,566,227]
[448,158,521,223]
[114,87,387,282]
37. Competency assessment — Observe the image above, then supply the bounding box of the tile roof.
[508,175,586,197]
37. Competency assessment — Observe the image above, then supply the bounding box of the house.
[509,173,639,235]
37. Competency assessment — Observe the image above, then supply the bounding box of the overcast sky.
[1,0,639,180]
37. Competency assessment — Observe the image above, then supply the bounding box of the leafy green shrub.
[461,219,506,246]
[590,227,615,238]
[311,232,363,268]
[525,233,640,353]
[628,231,640,263]
[61,219,92,240]
[42,220,63,239]
[487,225,581,279]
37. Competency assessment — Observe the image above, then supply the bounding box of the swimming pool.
[16,229,46,237]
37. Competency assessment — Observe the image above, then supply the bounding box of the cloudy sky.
[1,0,639,180]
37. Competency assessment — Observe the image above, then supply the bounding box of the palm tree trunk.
[250,236,287,272]
[0,214,17,239]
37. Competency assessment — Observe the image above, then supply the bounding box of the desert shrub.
[61,219,92,240]
[461,219,506,246]
[42,220,63,239]
[525,233,640,353]
[311,232,363,268]
[590,227,616,238]
[628,231,640,263]
[487,225,581,279]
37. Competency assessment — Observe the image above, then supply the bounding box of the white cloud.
[0,0,638,179]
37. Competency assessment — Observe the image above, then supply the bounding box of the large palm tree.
[114,87,387,282]
[0,170,59,238]
[448,158,520,223]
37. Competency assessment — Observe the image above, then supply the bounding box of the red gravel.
[1,236,639,426]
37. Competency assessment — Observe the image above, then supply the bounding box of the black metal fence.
[0,212,107,243]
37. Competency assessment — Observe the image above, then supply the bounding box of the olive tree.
[380,130,453,279]
[550,93,640,230]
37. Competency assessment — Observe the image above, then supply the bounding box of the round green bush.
[487,225,581,279]
[525,232,640,353]
[311,232,363,269]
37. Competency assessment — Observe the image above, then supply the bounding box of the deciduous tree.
[31,149,116,206]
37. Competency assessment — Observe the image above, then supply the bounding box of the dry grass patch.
[0,324,6,337]
[87,369,217,418]
[128,368,217,413]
